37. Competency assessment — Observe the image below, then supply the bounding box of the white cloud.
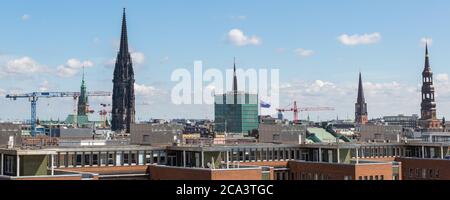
[436,73,448,82]
[435,73,450,99]
[294,48,315,57]
[227,29,261,46]
[57,58,94,78]
[21,14,31,21]
[134,83,159,97]
[134,83,167,105]
[131,52,145,65]
[3,57,45,75]
[420,37,433,47]
[104,58,116,68]
[39,80,50,92]
[338,32,381,46]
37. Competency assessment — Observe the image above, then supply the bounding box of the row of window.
[408,168,440,179]
[352,147,403,158]
[229,148,300,162]
[54,151,166,168]
[358,175,385,180]
[294,172,331,180]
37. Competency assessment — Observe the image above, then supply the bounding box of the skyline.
[1,1,450,121]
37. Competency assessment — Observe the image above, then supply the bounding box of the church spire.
[232,57,238,93]
[424,42,431,72]
[420,43,440,130]
[355,72,368,124]
[119,8,129,55]
[112,8,135,133]
[357,72,365,103]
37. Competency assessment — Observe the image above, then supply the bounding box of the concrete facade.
[130,123,183,146]
[258,123,306,144]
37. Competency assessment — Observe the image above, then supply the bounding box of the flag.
[260,100,271,108]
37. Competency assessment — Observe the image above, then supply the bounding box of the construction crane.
[5,91,111,137]
[277,101,335,124]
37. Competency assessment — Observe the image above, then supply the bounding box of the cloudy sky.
[1,0,450,122]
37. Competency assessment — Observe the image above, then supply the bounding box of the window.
[143,135,150,142]
[344,176,352,180]
[108,153,114,165]
[375,176,379,180]
[416,168,420,178]
[100,153,107,166]
[364,176,368,180]
[123,153,129,164]
[272,134,280,141]
[76,154,82,166]
[436,169,440,178]
[84,154,91,166]
[380,175,384,180]
[5,155,15,174]
[359,176,363,180]
[146,152,152,164]
[422,169,427,179]
[92,154,98,166]
[369,176,373,180]
[409,168,414,178]
[131,153,136,164]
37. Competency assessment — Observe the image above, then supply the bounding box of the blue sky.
[1,0,450,122]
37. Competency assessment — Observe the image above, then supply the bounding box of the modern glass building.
[214,92,259,135]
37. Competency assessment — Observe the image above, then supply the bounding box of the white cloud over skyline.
[227,29,261,46]
[57,58,94,78]
[338,32,381,46]
[2,56,46,75]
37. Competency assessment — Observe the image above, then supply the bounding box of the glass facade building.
[214,92,259,135]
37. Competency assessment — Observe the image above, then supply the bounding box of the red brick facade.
[395,157,450,180]
[148,165,263,180]
[287,161,397,180]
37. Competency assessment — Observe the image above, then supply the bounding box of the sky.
[1,0,450,122]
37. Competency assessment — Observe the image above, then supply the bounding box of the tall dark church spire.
[357,72,365,104]
[419,43,441,130]
[233,57,238,93]
[120,8,129,55]
[112,8,136,133]
[355,72,368,124]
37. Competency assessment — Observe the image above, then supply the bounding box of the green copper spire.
[78,67,89,116]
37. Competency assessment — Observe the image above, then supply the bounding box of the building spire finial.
[119,8,129,55]
[424,42,431,71]
[232,57,238,93]
[357,72,365,103]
